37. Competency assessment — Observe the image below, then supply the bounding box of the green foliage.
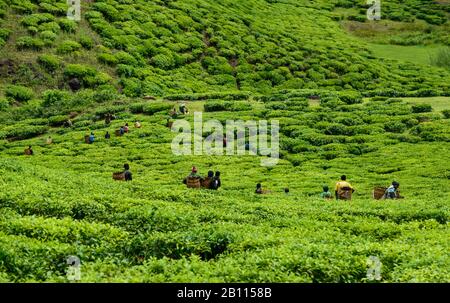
[37,54,61,72]
[79,35,94,50]
[143,102,173,115]
[412,104,432,113]
[64,64,111,88]
[430,47,450,70]
[56,40,82,55]
[58,19,77,33]
[5,85,33,102]
[442,110,450,119]
[16,36,45,50]
[42,90,70,108]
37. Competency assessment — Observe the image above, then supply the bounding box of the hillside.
[0,0,449,283]
[0,0,449,102]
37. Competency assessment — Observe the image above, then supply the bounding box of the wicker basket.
[113,172,125,181]
[167,121,173,128]
[373,187,387,200]
[84,135,90,144]
[338,188,352,200]
[115,129,122,136]
[186,177,201,188]
[24,148,32,155]
[201,178,212,188]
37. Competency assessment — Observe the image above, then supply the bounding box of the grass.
[366,43,443,66]
[401,97,450,112]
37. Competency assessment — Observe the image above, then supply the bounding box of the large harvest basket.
[338,188,352,200]
[186,177,201,188]
[24,148,32,155]
[201,178,212,188]
[115,129,122,136]
[167,121,173,128]
[113,172,125,181]
[84,135,90,144]
[373,187,387,200]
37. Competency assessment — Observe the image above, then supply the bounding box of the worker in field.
[179,103,189,115]
[46,136,53,144]
[385,181,403,199]
[202,170,214,188]
[183,166,203,188]
[284,188,290,195]
[320,185,332,200]
[123,163,132,181]
[105,113,112,125]
[335,175,355,200]
[135,121,141,128]
[255,183,263,194]
[211,171,221,190]
[89,132,95,144]
[119,126,125,136]
[169,107,178,118]
[255,183,272,194]
[105,131,111,139]
[25,145,33,155]
[124,123,129,133]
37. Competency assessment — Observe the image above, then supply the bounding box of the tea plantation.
[0,0,449,282]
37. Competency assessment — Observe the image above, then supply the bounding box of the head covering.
[323,185,329,192]
[208,170,214,178]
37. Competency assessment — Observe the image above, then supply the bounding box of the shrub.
[384,121,406,133]
[37,54,61,72]
[20,13,54,27]
[98,53,118,66]
[442,110,450,119]
[93,85,118,102]
[5,85,33,102]
[84,72,112,87]
[4,125,48,140]
[37,21,60,33]
[56,40,82,54]
[121,78,142,97]
[115,51,138,66]
[58,19,77,33]
[0,98,10,110]
[79,35,94,49]
[338,91,363,104]
[42,90,70,107]
[143,102,173,115]
[0,28,11,40]
[16,36,44,50]
[39,30,57,44]
[412,104,432,113]
[204,101,230,112]
[48,115,68,126]
[64,64,96,79]
[151,53,175,69]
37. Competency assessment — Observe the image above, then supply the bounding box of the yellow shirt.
[335,181,353,192]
